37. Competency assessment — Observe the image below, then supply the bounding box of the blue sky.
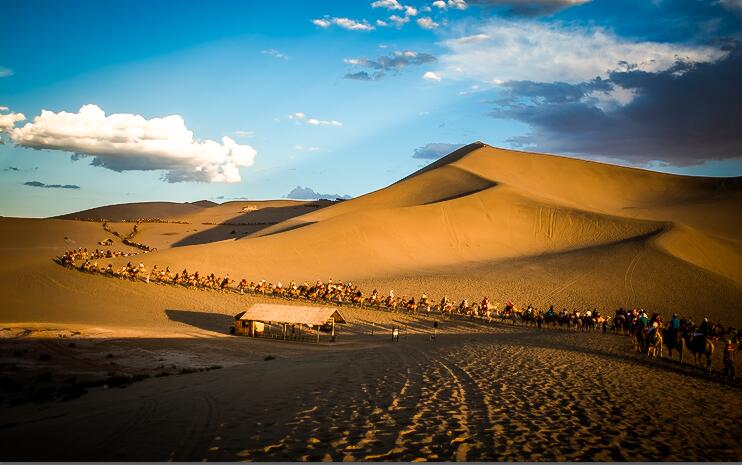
[1,0,741,217]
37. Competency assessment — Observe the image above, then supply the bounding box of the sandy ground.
[1,323,740,461]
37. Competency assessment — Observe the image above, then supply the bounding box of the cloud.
[372,0,419,19]
[417,17,439,29]
[294,145,320,152]
[288,112,342,126]
[343,50,437,80]
[312,17,375,31]
[489,43,742,165]
[433,0,469,9]
[261,49,288,59]
[719,0,742,14]
[413,142,466,159]
[0,67,13,78]
[4,166,38,172]
[0,108,26,132]
[388,14,410,27]
[439,20,726,85]
[24,180,80,189]
[371,0,404,10]
[10,104,256,183]
[344,71,385,81]
[234,130,255,138]
[423,71,442,81]
[467,0,589,16]
[286,186,352,200]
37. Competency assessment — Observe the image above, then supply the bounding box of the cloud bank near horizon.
[286,186,352,200]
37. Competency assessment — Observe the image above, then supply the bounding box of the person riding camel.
[638,311,649,330]
[670,313,680,332]
[694,317,711,345]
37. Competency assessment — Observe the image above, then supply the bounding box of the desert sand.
[1,143,740,461]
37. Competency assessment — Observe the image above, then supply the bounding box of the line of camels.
[57,246,734,375]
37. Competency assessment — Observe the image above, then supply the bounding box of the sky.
[1,0,741,217]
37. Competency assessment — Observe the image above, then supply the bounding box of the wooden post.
[316,324,320,344]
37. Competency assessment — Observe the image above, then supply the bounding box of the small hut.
[233,303,346,343]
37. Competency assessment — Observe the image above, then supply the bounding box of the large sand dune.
[129,143,741,324]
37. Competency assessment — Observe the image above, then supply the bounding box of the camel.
[647,329,663,357]
[662,327,684,362]
[682,333,715,371]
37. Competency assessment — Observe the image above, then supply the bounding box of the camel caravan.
[58,247,142,267]
[56,248,738,380]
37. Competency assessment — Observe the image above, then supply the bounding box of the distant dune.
[2,143,740,327]
[55,201,207,221]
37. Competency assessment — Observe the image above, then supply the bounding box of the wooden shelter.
[233,303,346,343]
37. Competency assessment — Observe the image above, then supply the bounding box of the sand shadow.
[171,203,332,247]
[165,309,233,333]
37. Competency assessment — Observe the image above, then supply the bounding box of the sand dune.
[56,201,207,221]
[121,144,741,324]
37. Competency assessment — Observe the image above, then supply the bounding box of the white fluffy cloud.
[433,0,468,9]
[371,0,404,9]
[10,104,256,183]
[439,21,727,84]
[0,108,26,132]
[423,71,443,81]
[389,14,410,27]
[372,0,417,16]
[312,18,332,28]
[288,112,342,127]
[312,17,375,31]
[417,17,439,29]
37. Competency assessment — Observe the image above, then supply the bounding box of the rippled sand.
[3,322,739,461]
